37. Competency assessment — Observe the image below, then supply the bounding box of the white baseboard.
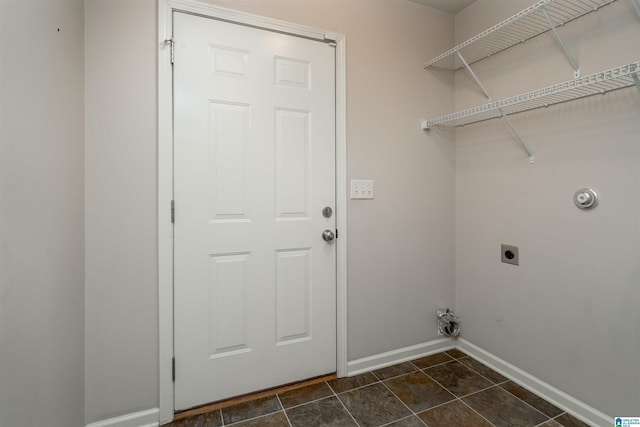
[346,338,610,426]
[347,337,454,376]
[85,339,610,427]
[457,339,611,427]
[87,340,450,427]
[86,408,159,427]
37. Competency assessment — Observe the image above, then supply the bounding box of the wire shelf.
[421,61,640,129]
[424,0,617,70]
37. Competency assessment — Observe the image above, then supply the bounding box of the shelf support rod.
[456,51,534,164]
[498,108,535,164]
[633,73,640,92]
[457,51,492,102]
[541,6,580,78]
[633,0,640,18]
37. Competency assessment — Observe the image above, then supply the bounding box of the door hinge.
[172,357,175,382]
[171,200,175,223]
[165,38,174,64]
[336,229,339,239]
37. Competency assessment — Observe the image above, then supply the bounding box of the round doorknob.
[322,230,335,243]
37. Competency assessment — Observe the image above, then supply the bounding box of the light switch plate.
[350,179,374,199]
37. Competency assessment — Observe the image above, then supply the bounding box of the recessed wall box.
[501,244,519,266]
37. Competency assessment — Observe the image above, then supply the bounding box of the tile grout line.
[412,357,456,371]
[379,414,427,427]
[278,392,336,411]
[378,374,428,426]
[414,356,501,426]
[336,357,454,395]
[534,413,573,427]
[329,375,383,395]
[548,412,571,424]
[275,394,293,427]
[221,396,285,427]
[456,356,511,385]
[326,380,362,427]
[418,366,498,426]
[420,356,514,401]
[371,362,420,382]
[551,412,568,420]
[453,354,561,424]
[455,396,499,427]
[495,382,557,422]
[445,379,555,427]
[415,396,457,413]
[442,381,498,400]
[419,367,464,399]
[223,411,282,427]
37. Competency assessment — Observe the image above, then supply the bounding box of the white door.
[173,12,337,410]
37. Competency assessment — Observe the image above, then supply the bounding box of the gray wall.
[0,1,85,426]
[84,0,159,423]
[11,0,632,423]
[84,0,456,422]
[454,0,640,417]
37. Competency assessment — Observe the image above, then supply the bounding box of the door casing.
[157,0,348,423]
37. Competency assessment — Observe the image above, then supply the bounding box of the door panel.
[275,248,311,344]
[208,102,249,221]
[275,109,310,218]
[173,12,336,410]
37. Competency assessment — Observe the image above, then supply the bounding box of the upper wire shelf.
[424,0,618,70]
[421,61,640,129]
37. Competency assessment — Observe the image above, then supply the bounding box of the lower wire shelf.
[421,61,640,130]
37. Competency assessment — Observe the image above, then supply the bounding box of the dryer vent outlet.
[438,308,460,337]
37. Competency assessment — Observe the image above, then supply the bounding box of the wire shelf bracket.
[457,52,492,101]
[499,109,535,164]
[454,48,536,163]
[540,5,580,78]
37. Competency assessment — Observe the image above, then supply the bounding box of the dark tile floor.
[167,349,592,427]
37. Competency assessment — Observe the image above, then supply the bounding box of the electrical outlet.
[350,179,374,199]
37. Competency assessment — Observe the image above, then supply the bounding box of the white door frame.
[157,0,348,423]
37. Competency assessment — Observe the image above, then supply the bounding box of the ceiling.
[407,0,477,14]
